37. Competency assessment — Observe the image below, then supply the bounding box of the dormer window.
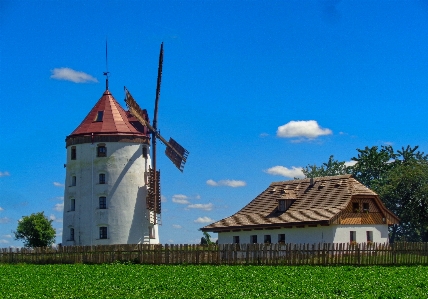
[94,111,104,122]
[278,199,295,212]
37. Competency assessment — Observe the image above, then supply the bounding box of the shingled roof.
[201,175,398,232]
[68,90,148,137]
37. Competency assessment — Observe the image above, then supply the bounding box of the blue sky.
[1,1,428,247]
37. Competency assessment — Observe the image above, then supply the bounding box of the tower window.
[70,228,74,241]
[71,147,76,160]
[142,147,148,158]
[99,197,107,209]
[71,176,76,186]
[99,227,108,239]
[99,173,105,184]
[70,199,75,211]
[97,146,107,157]
[94,111,104,122]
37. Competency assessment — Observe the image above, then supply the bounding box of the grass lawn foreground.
[1,264,427,298]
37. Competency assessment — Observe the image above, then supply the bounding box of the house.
[201,175,399,244]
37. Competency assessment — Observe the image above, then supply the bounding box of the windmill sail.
[124,86,189,172]
[165,138,189,172]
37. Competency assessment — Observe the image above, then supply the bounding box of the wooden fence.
[1,242,428,265]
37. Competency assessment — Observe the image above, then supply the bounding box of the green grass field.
[1,264,427,298]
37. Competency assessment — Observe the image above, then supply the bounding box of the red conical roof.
[69,90,148,137]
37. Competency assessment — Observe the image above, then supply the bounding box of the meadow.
[0,264,427,298]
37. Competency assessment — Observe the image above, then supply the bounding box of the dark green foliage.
[302,155,351,178]
[200,231,212,245]
[0,264,427,298]
[14,212,56,248]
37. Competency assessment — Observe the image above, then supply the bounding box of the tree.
[14,212,56,248]
[302,155,351,178]
[200,231,212,245]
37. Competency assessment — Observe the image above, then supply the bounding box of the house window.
[99,173,106,184]
[233,236,240,244]
[71,176,76,186]
[366,231,373,243]
[363,203,369,213]
[264,235,271,244]
[142,147,148,158]
[97,145,107,157]
[278,234,285,243]
[99,197,107,209]
[350,231,356,243]
[353,202,360,213]
[71,147,76,160]
[149,226,155,239]
[70,199,75,211]
[99,227,108,239]
[70,228,74,241]
[250,235,257,244]
[94,111,104,122]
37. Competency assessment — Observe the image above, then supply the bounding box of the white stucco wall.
[217,224,389,244]
[62,141,159,246]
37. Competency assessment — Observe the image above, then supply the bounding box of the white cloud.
[161,195,167,202]
[53,182,64,187]
[0,217,10,224]
[277,120,332,139]
[0,239,9,244]
[50,67,98,83]
[194,216,214,223]
[206,179,246,187]
[195,194,201,200]
[264,166,304,178]
[53,203,64,212]
[172,224,182,229]
[0,207,3,212]
[172,194,190,204]
[344,160,357,167]
[168,239,174,243]
[0,171,10,177]
[187,203,214,211]
[3,234,12,238]
[55,196,64,201]
[260,133,269,137]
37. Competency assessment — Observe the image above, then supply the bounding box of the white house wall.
[217,224,389,244]
[62,141,159,246]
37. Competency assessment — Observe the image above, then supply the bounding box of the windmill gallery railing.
[1,242,428,265]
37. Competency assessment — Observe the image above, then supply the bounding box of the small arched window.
[71,146,76,160]
[99,173,105,184]
[71,176,76,186]
[97,144,107,157]
[70,199,75,211]
[70,228,75,241]
[99,197,107,209]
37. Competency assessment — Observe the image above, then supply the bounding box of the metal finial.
[103,39,109,90]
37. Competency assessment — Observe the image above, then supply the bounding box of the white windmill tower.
[62,43,188,246]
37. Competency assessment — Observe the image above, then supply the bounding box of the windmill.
[124,43,189,225]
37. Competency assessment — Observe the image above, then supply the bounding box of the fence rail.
[1,242,428,265]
